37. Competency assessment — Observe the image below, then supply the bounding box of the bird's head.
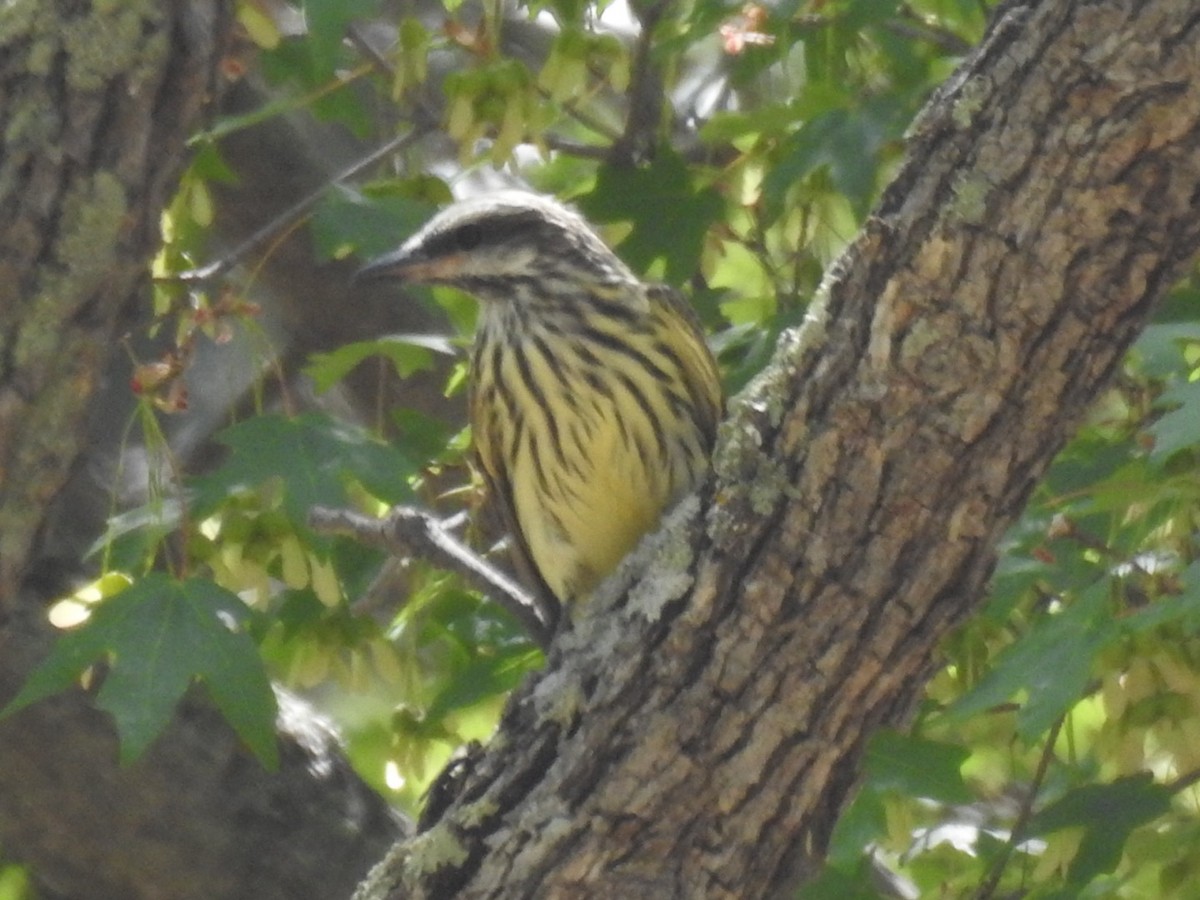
[355,191,638,307]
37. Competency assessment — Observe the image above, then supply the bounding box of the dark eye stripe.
[455,223,483,251]
[426,210,544,259]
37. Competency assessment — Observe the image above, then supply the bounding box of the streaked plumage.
[358,191,722,621]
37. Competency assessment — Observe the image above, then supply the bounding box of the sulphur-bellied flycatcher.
[358,191,722,625]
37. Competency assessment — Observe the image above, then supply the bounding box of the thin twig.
[553,94,624,144]
[1167,767,1200,794]
[540,133,612,160]
[346,21,392,72]
[892,4,974,56]
[309,505,554,649]
[973,715,1066,899]
[169,127,427,286]
[612,0,671,164]
[357,15,621,154]
[163,23,436,289]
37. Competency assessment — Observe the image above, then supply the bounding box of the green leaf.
[2,574,277,766]
[188,141,237,184]
[797,856,887,900]
[84,497,183,568]
[1152,281,1200,324]
[391,408,458,464]
[425,642,543,722]
[1149,378,1200,460]
[1042,429,1139,499]
[1027,774,1173,886]
[577,150,723,283]
[305,334,457,392]
[191,412,419,529]
[763,109,882,220]
[863,730,972,804]
[303,0,378,78]
[384,581,541,726]
[827,787,888,866]
[699,104,798,145]
[1133,322,1197,379]
[947,582,1116,739]
[983,543,1050,621]
[842,0,903,29]
[312,185,438,260]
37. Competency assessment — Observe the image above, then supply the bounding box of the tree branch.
[611,0,672,165]
[172,127,427,286]
[309,505,554,648]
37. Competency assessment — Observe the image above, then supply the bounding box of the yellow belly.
[510,406,669,602]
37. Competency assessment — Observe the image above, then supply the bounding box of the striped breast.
[470,282,721,606]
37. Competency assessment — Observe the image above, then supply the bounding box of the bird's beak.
[354,247,463,285]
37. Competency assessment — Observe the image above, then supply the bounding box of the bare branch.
[170,128,428,287]
[611,0,672,164]
[891,4,975,56]
[973,716,1066,899]
[309,505,554,648]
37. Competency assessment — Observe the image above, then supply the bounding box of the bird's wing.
[468,384,562,631]
[645,283,726,446]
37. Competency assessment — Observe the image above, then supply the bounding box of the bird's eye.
[454,224,484,252]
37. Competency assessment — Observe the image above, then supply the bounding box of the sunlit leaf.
[864,730,972,804]
[305,334,456,392]
[827,788,888,866]
[1027,774,1173,886]
[947,582,1116,739]
[1,574,277,766]
[303,0,378,77]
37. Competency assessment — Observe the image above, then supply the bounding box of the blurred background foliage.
[7,0,1200,897]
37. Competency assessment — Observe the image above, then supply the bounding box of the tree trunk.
[373,2,1200,897]
[0,3,405,898]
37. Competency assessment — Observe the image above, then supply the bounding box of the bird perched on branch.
[357,191,722,628]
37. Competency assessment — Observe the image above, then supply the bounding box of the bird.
[357,191,723,627]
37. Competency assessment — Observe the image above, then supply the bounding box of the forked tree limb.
[357,2,1200,897]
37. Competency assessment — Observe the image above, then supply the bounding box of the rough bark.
[0,0,218,592]
[372,2,1200,897]
[0,3,405,898]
